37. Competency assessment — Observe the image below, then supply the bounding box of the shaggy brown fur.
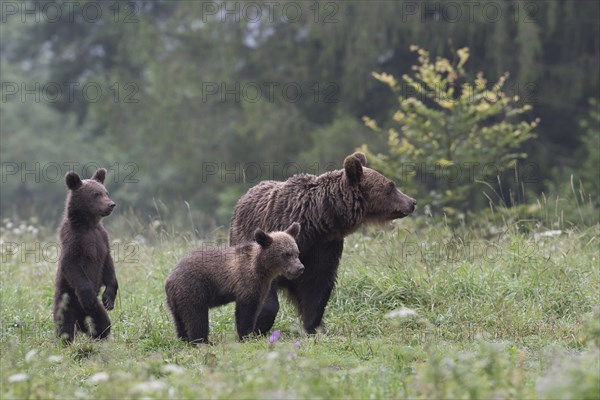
[53,168,118,343]
[165,223,303,344]
[229,152,416,334]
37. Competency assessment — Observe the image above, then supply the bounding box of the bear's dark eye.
[94,192,102,198]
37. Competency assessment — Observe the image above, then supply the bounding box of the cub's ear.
[92,168,107,184]
[343,154,364,185]
[65,171,82,190]
[254,228,273,248]
[285,222,301,239]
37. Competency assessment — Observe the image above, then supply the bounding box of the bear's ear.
[285,222,301,239]
[343,154,364,185]
[254,228,273,248]
[92,168,107,184]
[65,171,82,190]
[350,152,367,167]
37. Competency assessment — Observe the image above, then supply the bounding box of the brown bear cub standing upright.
[165,223,304,344]
[53,168,118,343]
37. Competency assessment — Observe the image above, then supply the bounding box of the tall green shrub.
[361,46,539,215]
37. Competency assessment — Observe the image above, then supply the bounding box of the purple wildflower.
[294,340,301,348]
[268,330,281,346]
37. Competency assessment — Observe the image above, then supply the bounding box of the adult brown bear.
[229,152,416,334]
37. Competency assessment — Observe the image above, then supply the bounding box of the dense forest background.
[1,0,599,231]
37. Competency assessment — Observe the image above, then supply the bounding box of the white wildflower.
[134,234,147,245]
[132,380,166,393]
[385,308,417,319]
[161,364,185,375]
[25,349,37,362]
[48,355,63,363]
[87,372,109,385]
[8,373,29,383]
[534,230,562,241]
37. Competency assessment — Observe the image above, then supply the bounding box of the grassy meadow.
[1,209,599,399]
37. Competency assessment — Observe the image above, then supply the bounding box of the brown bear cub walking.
[165,223,304,344]
[53,168,118,343]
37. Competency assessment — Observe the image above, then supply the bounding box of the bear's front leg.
[296,240,342,333]
[298,279,335,334]
[252,283,280,335]
[102,254,118,310]
[235,297,261,340]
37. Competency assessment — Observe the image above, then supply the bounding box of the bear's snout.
[285,261,305,279]
[408,197,417,212]
[103,202,116,216]
[393,193,417,218]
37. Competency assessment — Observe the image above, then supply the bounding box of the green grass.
[1,216,599,399]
